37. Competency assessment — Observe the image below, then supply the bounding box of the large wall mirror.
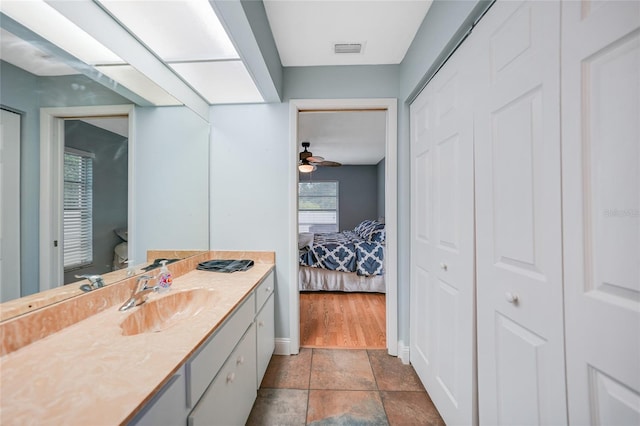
[0,13,211,320]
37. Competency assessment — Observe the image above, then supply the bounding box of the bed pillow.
[354,219,375,236]
[369,228,386,243]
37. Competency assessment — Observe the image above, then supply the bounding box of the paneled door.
[410,26,477,426]
[473,1,568,424]
[0,108,21,302]
[561,1,640,424]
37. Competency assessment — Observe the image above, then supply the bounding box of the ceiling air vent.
[334,43,362,54]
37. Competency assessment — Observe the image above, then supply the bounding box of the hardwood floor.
[299,292,386,349]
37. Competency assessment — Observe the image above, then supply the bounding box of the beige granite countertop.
[0,262,274,425]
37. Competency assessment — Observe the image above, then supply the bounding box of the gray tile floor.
[247,348,445,425]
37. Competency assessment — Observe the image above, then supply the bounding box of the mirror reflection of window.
[63,148,94,271]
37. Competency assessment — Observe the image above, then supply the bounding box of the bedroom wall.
[63,120,128,284]
[377,158,385,221]
[299,165,379,231]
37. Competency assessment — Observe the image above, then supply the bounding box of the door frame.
[39,104,135,292]
[288,98,398,356]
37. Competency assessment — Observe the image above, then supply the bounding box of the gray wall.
[0,61,40,296]
[0,61,130,295]
[377,159,386,220]
[299,165,379,232]
[63,120,128,283]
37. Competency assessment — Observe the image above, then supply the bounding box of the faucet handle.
[136,275,155,290]
[75,274,105,289]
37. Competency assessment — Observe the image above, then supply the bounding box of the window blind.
[63,148,93,269]
[298,181,338,233]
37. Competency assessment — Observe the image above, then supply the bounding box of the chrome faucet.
[119,275,159,311]
[76,274,105,292]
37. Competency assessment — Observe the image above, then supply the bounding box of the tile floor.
[247,348,446,425]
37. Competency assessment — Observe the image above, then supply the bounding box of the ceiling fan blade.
[316,161,341,167]
[307,156,325,163]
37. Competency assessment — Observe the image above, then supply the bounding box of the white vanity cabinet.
[129,269,275,426]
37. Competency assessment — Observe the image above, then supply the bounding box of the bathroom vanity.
[0,251,275,425]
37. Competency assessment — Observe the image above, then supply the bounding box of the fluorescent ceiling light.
[95,65,182,106]
[170,61,263,104]
[0,0,123,65]
[97,0,239,62]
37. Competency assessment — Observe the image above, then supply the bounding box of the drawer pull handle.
[505,292,519,304]
[227,372,235,383]
[237,356,245,365]
[258,320,265,327]
[266,286,272,292]
[440,263,448,271]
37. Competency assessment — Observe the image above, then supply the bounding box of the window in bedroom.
[298,181,338,233]
[63,148,94,270]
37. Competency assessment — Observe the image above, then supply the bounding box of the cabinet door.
[129,366,187,426]
[256,293,275,388]
[188,324,257,426]
[409,15,477,425]
[188,294,254,407]
[474,1,567,424]
[561,1,640,424]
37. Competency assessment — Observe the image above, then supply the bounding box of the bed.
[298,220,386,293]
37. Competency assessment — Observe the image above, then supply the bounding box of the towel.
[197,259,254,273]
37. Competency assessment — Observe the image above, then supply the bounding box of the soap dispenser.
[157,260,173,292]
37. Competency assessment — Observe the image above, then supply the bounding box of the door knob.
[505,292,519,304]
[440,263,448,271]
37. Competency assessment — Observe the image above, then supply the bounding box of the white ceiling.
[268,1,431,164]
[298,110,386,165]
[264,0,432,67]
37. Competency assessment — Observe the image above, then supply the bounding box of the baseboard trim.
[398,341,410,365]
[274,338,291,355]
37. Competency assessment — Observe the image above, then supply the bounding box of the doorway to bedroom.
[289,98,397,354]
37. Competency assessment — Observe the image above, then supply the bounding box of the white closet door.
[562,1,640,425]
[474,1,567,424]
[0,109,21,302]
[410,29,477,426]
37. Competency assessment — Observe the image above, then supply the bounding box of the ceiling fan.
[298,141,342,173]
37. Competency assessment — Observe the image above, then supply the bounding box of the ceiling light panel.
[95,64,182,106]
[97,0,239,62]
[0,29,79,76]
[169,61,263,104]
[0,0,123,65]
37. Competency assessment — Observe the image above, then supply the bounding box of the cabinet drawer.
[188,324,257,426]
[129,366,187,426]
[187,293,255,407]
[255,271,274,311]
[256,293,275,388]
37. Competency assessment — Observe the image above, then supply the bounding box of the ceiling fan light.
[299,163,316,173]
